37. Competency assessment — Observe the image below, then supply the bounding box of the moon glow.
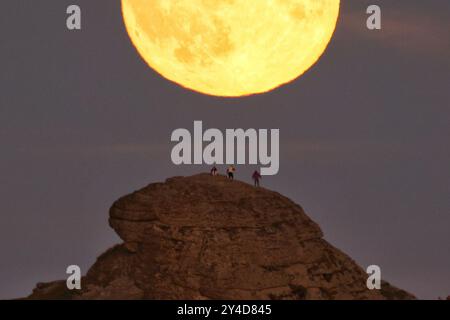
[122,0,340,97]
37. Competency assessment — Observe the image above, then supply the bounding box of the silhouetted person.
[210,166,218,176]
[252,170,262,187]
[227,165,235,180]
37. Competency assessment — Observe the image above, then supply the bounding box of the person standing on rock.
[210,166,218,176]
[226,165,235,180]
[252,170,262,187]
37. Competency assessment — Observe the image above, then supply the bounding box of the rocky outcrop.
[26,174,415,300]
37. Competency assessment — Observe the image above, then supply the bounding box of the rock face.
[27,174,415,300]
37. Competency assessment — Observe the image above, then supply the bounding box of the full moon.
[122,0,340,97]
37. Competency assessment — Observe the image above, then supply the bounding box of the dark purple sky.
[1,0,449,299]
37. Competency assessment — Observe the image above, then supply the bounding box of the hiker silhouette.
[252,170,262,187]
[226,165,236,180]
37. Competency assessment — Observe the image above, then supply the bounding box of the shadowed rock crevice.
[26,174,415,300]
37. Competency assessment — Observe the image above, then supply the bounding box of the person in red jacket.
[252,170,262,187]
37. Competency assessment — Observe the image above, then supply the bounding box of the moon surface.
[122,0,340,97]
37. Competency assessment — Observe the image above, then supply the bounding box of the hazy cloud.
[341,8,450,58]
